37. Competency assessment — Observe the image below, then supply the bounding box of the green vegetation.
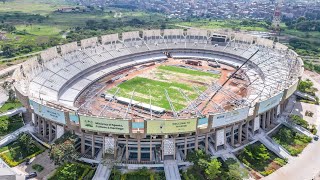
[32,164,44,172]
[182,150,248,180]
[50,132,79,165]
[237,143,286,176]
[175,19,269,31]
[110,168,165,180]
[48,162,96,180]
[0,115,24,138]
[0,0,169,60]
[272,126,312,156]
[0,133,45,167]
[0,99,22,113]
[290,115,317,135]
[158,65,220,78]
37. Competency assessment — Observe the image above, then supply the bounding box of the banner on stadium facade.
[29,100,66,124]
[257,92,284,114]
[211,107,249,128]
[69,112,79,125]
[79,116,129,134]
[146,119,197,134]
[285,80,299,99]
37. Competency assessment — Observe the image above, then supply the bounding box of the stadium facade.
[13,29,303,163]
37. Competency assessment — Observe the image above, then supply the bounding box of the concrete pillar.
[214,131,218,151]
[37,116,41,133]
[184,136,187,159]
[91,135,95,158]
[81,133,85,154]
[195,135,198,150]
[149,137,153,162]
[205,133,208,154]
[262,114,266,130]
[48,122,52,142]
[161,137,164,161]
[224,127,227,149]
[267,110,271,127]
[114,137,117,159]
[137,139,141,162]
[126,137,129,161]
[251,118,255,135]
[238,123,243,144]
[42,119,46,138]
[245,121,249,141]
[231,125,235,146]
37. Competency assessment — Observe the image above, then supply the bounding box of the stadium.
[12,29,303,164]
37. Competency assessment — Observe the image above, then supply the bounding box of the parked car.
[25,158,31,165]
[314,135,319,141]
[25,172,37,179]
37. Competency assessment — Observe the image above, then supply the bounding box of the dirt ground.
[76,58,250,119]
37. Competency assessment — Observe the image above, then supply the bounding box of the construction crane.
[272,0,284,35]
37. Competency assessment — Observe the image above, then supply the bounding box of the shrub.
[32,164,44,172]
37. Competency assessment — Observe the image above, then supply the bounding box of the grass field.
[107,65,219,111]
[0,0,69,14]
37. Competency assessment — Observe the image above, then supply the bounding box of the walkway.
[0,107,26,117]
[92,163,112,180]
[258,135,292,160]
[164,160,181,180]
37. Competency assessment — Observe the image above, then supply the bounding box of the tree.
[224,158,249,180]
[0,116,9,133]
[277,128,293,144]
[204,158,221,180]
[18,133,33,153]
[50,132,79,165]
[1,44,15,58]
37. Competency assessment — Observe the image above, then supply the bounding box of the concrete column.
[184,136,187,159]
[224,127,227,149]
[238,123,243,144]
[81,133,85,154]
[214,131,218,151]
[91,135,95,158]
[48,122,52,142]
[205,133,208,154]
[262,114,266,130]
[149,137,153,162]
[126,137,129,161]
[245,121,249,141]
[113,137,117,159]
[37,116,41,133]
[251,118,255,135]
[42,119,46,138]
[102,136,105,158]
[161,137,164,161]
[231,125,235,146]
[195,135,198,151]
[267,110,272,127]
[137,139,141,162]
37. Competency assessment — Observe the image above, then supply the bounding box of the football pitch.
[107,65,220,111]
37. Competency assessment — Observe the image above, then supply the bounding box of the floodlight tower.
[272,0,284,34]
